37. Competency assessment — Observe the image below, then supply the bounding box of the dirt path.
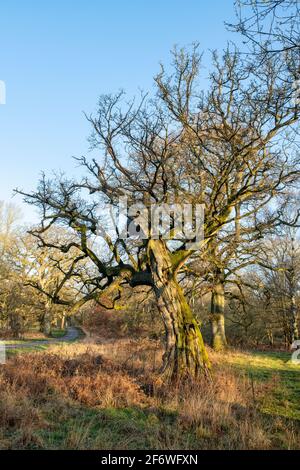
[4,327,80,350]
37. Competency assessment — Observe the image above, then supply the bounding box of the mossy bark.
[210,272,227,351]
[148,240,210,381]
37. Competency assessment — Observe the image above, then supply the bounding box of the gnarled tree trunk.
[147,239,210,381]
[210,270,227,351]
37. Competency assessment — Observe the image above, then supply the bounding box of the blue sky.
[0,0,239,223]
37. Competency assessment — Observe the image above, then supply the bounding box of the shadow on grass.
[36,404,188,450]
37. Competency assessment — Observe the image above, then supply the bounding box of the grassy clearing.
[0,339,299,450]
[6,345,48,358]
[3,339,46,344]
[4,327,81,358]
[221,350,300,421]
[50,329,67,338]
[2,328,67,344]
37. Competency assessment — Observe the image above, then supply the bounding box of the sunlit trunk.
[290,294,299,345]
[148,239,210,381]
[210,271,227,351]
[288,256,299,346]
[267,329,274,347]
[60,312,66,330]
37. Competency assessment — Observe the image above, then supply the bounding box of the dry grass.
[1,349,146,409]
[82,303,162,340]
[0,338,299,450]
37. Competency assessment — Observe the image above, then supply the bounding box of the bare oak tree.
[18,45,299,380]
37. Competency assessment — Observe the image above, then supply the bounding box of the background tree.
[18,229,90,334]
[0,202,24,337]
[256,229,300,346]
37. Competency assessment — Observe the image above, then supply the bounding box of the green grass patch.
[3,338,46,344]
[6,344,48,358]
[225,350,300,420]
[36,405,196,450]
[50,329,67,338]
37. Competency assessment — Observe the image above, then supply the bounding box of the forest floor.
[0,331,299,450]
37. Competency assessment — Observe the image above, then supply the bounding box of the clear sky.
[0,0,239,223]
